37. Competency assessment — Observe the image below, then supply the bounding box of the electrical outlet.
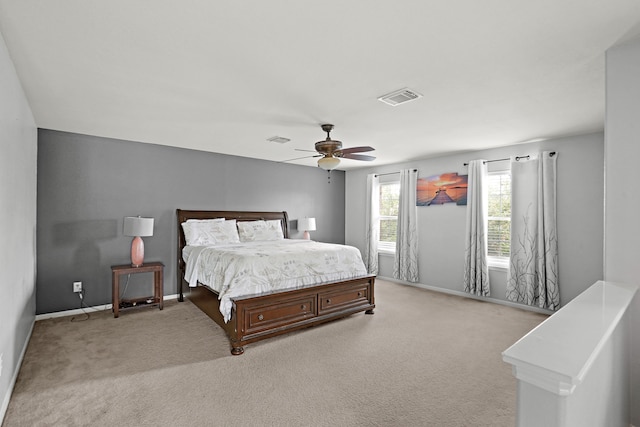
[73,281,82,293]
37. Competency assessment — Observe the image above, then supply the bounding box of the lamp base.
[130,236,145,267]
[303,231,310,240]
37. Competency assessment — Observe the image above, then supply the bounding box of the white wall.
[346,133,604,310]
[604,35,640,426]
[0,29,37,421]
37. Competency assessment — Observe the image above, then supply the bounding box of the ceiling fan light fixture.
[318,156,340,171]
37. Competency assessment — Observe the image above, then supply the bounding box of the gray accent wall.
[0,30,37,420]
[345,132,604,309]
[37,129,346,314]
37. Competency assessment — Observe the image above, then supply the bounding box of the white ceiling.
[1,1,640,170]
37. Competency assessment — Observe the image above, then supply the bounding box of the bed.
[176,209,376,355]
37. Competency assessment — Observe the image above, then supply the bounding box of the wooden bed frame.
[176,209,376,355]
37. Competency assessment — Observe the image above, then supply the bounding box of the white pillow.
[237,220,284,242]
[210,219,240,244]
[181,218,228,246]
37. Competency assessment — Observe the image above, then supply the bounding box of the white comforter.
[183,239,368,322]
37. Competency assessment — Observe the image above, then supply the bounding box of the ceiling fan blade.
[279,154,321,163]
[341,153,376,161]
[335,146,375,155]
[294,148,318,153]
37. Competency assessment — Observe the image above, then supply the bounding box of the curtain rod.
[374,168,418,178]
[463,151,555,166]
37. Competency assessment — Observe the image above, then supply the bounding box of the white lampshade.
[123,216,154,237]
[318,156,340,171]
[298,217,316,232]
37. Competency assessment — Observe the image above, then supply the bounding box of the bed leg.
[365,309,374,315]
[178,275,184,302]
[231,346,244,356]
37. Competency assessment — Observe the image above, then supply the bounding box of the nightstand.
[111,262,164,318]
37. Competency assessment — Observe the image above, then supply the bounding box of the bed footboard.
[185,275,375,355]
[229,275,375,355]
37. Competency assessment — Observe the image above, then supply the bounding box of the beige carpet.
[3,280,547,427]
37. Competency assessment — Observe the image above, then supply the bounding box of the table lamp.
[298,217,316,240]
[123,216,154,267]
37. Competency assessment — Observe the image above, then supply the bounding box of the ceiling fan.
[285,124,376,170]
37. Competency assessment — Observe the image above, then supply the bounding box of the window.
[378,182,400,252]
[487,171,511,267]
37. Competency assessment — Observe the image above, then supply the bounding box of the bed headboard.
[175,209,290,300]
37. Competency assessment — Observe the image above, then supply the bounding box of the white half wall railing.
[502,280,638,427]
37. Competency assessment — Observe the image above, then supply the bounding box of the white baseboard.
[0,318,35,425]
[377,276,553,315]
[35,293,180,321]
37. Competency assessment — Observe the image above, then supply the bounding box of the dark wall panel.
[37,129,345,314]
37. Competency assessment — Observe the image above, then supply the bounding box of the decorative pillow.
[210,219,240,244]
[181,218,224,246]
[237,220,284,242]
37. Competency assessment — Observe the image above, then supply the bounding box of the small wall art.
[417,173,468,206]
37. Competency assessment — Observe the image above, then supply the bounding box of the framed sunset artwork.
[417,173,468,206]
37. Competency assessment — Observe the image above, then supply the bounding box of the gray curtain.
[463,159,490,296]
[364,173,380,274]
[506,151,559,310]
[393,169,419,282]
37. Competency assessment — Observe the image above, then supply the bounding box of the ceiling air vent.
[266,136,291,144]
[377,88,422,106]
